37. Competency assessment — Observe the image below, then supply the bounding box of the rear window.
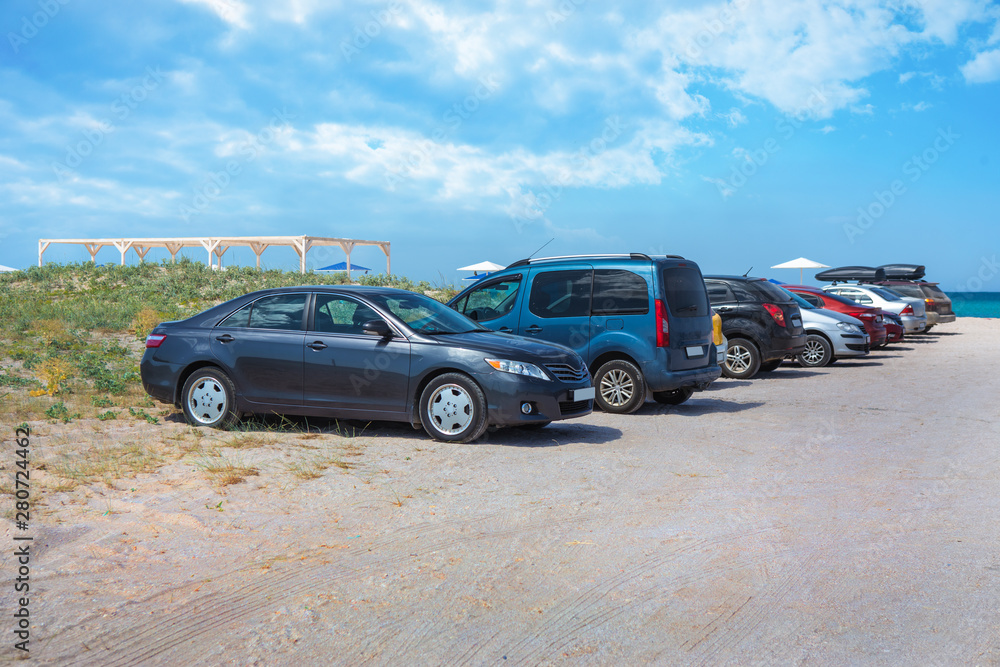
[921,284,947,299]
[747,280,795,302]
[592,269,649,315]
[884,284,924,299]
[661,267,708,317]
[871,287,903,300]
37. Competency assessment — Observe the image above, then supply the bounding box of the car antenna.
[527,237,554,259]
[742,266,753,277]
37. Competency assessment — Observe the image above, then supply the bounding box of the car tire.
[922,325,934,333]
[181,367,240,430]
[419,373,489,443]
[796,334,833,367]
[652,387,694,405]
[758,359,783,372]
[722,338,761,379]
[594,359,646,414]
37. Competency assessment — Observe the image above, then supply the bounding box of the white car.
[822,284,928,333]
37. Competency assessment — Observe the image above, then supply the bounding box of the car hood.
[419,331,581,363]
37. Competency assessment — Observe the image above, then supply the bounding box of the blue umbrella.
[317,262,371,273]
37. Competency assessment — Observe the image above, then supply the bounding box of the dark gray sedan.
[140,286,594,442]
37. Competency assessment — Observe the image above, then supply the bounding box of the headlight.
[484,358,551,381]
[837,322,861,333]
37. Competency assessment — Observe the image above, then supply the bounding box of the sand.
[4,318,999,665]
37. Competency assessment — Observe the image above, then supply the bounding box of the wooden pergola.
[37,235,391,274]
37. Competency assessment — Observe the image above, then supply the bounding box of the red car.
[785,285,889,348]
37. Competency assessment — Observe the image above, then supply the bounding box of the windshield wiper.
[677,304,699,312]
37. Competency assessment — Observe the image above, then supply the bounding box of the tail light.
[655,299,669,347]
[762,303,786,327]
[924,298,935,311]
[145,333,167,348]
[901,305,914,315]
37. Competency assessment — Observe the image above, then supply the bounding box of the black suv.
[703,276,807,379]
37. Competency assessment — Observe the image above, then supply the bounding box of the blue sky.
[1,0,998,290]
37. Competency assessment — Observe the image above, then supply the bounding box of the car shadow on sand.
[219,413,622,447]
[635,397,765,417]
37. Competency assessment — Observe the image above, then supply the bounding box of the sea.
[949,292,1000,318]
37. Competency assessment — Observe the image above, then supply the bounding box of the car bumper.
[831,332,870,357]
[716,339,727,366]
[140,356,184,405]
[936,313,956,324]
[477,371,593,426]
[925,311,940,326]
[765,332,807,361]
[641,359,722,393]
[901,315,927,333]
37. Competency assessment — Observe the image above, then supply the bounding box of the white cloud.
[702,176,735,198]
[818,125,836,133]
[176,0,250,29]
[962,47,1000,83]
[719,108,748,127]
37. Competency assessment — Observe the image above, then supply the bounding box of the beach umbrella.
[457,261,504,275]
[770,257,829,284]
[0,264,17,273]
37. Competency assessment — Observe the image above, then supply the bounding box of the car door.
[517,266,593,362]
[210,293,308,406]
[302,293,411,416]
[450,274,524,333]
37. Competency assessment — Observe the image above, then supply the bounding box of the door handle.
[524,325,542,334]
[307,341,328,350]
[215,334,234,343]
[715,306,733,313]
[498,327,513,333]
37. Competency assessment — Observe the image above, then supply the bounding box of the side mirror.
[362,319,393,338]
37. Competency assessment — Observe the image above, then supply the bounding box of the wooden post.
[38,240,51,267]
[112,240,134,266]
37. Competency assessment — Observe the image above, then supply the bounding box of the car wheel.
[722,338,761,379]
[594,359,646,414]
[652,387,694,405]
[922,325,934,333]
[181,367,239,429]
[419,373,489,443]
[758,359,783,372]
[796,334,833,367]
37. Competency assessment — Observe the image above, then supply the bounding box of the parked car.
[712,309,727,366]
[140,286,595,443]
[864,280,956,330]
[703,276,806,379]
[821,284,927,333]
[784,284,888,348]
[881,311,905,343]
[780,288,869,367]
[448,253,721,412]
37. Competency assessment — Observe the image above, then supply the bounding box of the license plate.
[570,387,595,401]
[685,345,704,358]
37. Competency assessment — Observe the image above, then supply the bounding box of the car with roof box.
[448,253,721,413]
[140,286,594,443]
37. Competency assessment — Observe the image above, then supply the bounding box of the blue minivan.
[448,253,721,413]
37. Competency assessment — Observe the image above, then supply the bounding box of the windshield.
[365,292,487,334]
[750,280,795,302]
[781,288,816,309]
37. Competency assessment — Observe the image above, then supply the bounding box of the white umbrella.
[770,257,830,284]
[0,264,18,273]
[457,261,505,274]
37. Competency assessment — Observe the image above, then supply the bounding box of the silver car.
[781,289,869,367]
[823,284,928,333]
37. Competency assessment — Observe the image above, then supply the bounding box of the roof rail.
[504,253,662,269]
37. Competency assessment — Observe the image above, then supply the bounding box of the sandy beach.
[5,318,999,665]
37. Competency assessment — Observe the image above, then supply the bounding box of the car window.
[729,281,758,302]
[528,269,592,319]
[365,292,485,334]
[704,281,736,304]
[747,280,793,302]
[661,267,707,317]
[844,291,874,305]
[454,276,522,322]
[798,292,823,308]
[593,269,649,315]
[312,295,382,334]
[246,294,308,330]
[885,284,923,299]
[871,287,903,301]
[220,294,307,330]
